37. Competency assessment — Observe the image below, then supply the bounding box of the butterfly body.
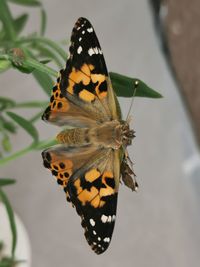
[42,17,137,254]
[56,120,134,149]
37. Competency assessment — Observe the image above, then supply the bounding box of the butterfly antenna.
[126,80,139,122]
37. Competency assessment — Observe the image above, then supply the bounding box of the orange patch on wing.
[100,187,114,197]
[51,156,73,174]
[80,64,91,76]
[69,67,90,85]
[74,179,82,195]
[103,171,113,179]
[79,89,95,102]
[50,82,70,116]
[92,75,108,100]
[78,186,98,205]
[67,79,74,94]
[91,74,105,83]
[91,195,106,208]
[90,195,100,208]
[100,171,115,196]
[98,91,107,99]
[88,64,95,71]
[85,169,101,182]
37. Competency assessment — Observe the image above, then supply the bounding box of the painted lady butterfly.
[42,17,138,254]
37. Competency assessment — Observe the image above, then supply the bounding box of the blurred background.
[1,0,200,266]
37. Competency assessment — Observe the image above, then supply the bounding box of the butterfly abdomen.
[56,121,123,149]
[56,128,90,146]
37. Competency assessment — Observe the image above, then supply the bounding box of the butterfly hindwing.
[42,145,120,254]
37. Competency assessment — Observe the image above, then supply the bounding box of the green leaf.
[33,43,63,67]
[7,0,41,6]
[0,97,16,111]
[32,69,54,96]
[40,59,51,64]
[0,258,25,267]
[0,188,17,257]
[2,134,12,152]
[18,36,67,60]
[0,257,14,267]
[22,56,57,76]
[40,8,47,36]
[0,0,16,41]
[1,120,16,134]
[0,178,16,187]
[6,111,39,143]
[12,63,34,74]
[0,50,58,77]
[14,13,28,35]
[0,59,11,72]
[110,72,163,98]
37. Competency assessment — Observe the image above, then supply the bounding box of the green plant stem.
[18,36,67,60]
[13,101,48,109]
[0,144,33,166]
[0,138,57,165]
[0,52,57,77]
[0,188,17,257]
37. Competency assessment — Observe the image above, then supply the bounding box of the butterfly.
[42,17,138,254]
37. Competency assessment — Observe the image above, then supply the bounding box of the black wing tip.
[92,242,110,255]
[76,17,92,24]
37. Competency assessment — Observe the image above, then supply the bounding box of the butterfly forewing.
[60,17,120,122]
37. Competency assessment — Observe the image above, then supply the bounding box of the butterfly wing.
[42,145,120,254]
[60,17,121,122]
[42,78,98,127]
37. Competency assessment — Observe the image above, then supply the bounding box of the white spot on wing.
[89,218,95,226]
[98,237,101,241]
[101,214,108,223]
[88,48,94,56]
[79,37,82,42]
[93,230,96,235]
[94,47,99,54]
[108,215,112,223]
[77,46,82,54]
[103,237,110,243]
[82,30,85,34]
[87,27,93,33]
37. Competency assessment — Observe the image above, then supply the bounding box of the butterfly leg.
[121,150,138,191]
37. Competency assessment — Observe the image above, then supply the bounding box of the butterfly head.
[121,121,135,147]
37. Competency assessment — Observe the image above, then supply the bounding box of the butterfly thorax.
[56,120,134,149]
